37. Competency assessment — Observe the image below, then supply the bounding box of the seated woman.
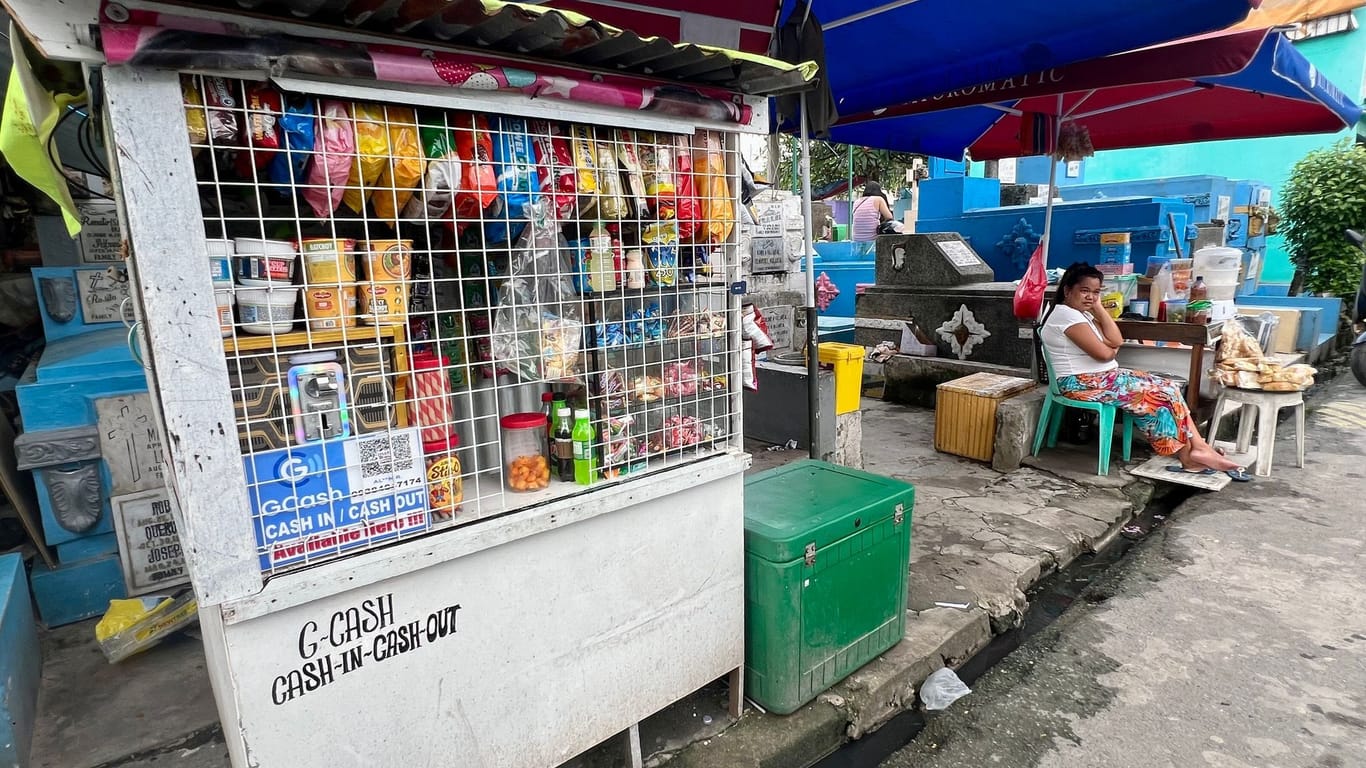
[1040,263,1248,480]
[850,181,900,241]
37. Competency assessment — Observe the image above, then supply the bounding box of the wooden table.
[1115,320,1223,408]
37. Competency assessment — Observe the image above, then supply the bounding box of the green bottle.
[571,409,595,485]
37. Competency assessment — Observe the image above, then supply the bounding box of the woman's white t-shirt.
[1041,305,1119,378]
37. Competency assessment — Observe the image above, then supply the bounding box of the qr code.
[358,432,414,479]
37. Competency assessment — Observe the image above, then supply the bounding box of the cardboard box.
[1097,263,1135,276]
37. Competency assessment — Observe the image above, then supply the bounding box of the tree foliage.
[1280,139,1366,299]
[775,137,924,196]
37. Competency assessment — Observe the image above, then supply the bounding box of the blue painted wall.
[1081,14,1366,283]
[1,553,40,768]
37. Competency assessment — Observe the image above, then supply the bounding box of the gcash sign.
[243,428,429,570]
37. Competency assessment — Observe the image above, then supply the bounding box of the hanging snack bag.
[183,76,208,148]
[486,116,541,244]
[453,112,499,225]
[570,124,600,213]
[642,220,679,287]
[234,83,283,178]
[342,102,391,213]
[694,130,735,244]
[303,100,356,218]
[673,134,701,241]
[202,76,241,146]
[403,119,462,220]
[530,120,577,220]
[373,106,424,222]
[595,139,629,220]
[616,129,650,219]
[639,132,676,199]
[268,94,316,191]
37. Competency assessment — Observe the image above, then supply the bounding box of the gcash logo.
[273,452,319,486]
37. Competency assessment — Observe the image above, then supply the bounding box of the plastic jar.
[206,239,234,285]
[237,286,300,335]
[500,412,549,492]
[411,351,455,444]
[214,288,235,337]
[422,436,462,519]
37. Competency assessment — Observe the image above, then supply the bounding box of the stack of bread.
[1214,318,1316,392]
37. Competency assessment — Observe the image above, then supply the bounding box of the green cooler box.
[744,460,914,714]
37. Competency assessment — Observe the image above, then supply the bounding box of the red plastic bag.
[1013,243,1047,321]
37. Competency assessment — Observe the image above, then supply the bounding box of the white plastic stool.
[1208,388,1305,477]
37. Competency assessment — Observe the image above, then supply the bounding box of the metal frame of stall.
[1,2,800,763]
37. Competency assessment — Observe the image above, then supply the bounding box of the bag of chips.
[268,94,316,192]
[453,112,499,226]
[373,106,424,222]
[639,132,676,199]
[570,125,600,216]
[694,130,734,244]
[673,134,701,241]
[403,119,462,221]
[201,76,241,146]
[486,116,541,244]
[531,120,577,220]
[303,101,356,218]
[235,83,282,178]
[594,139,629,220]
[616,130,650,219]
[342,102,391,213]
[643,220,679,287]
[182,76,208,149]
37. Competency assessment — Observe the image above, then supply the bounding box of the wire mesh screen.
[181,75,742,576]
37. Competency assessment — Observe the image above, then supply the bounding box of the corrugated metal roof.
[139,0,814,95]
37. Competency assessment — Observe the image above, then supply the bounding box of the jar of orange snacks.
[500,413,550,492]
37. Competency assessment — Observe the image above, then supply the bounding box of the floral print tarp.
[1056,368,1195,456]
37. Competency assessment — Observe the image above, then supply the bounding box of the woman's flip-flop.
[1225,468,1252,482]
[1166,466,1216,475]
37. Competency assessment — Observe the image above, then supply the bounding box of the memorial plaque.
[755,203,784,238]
[751,237,787,274]
[111,489,190,595]
[97,394,167,495]
[77,265,132,324]
[758,305,794,352]
[875,233,994,287]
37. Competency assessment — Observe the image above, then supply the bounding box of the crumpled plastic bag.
[454,112,499,226]
[268,93,316,192]
[94,592,199,664]
[920,667,972,711]
[342,102,391,213]
[492,201,581,381]
[694,129,734,244]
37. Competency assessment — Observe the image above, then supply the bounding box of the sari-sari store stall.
[5,1,814,763]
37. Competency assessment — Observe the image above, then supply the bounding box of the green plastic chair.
[1032,343,1134,475]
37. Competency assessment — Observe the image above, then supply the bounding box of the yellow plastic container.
[817,342,865,415]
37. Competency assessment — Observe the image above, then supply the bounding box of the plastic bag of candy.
[595,321,626,348]
[632,375,663,403]
[303,100,356,217]
[595,140,630,220]
[638,132,676,200]
[624,307,646,345]
[341,102,391,213]
[663,361,698,398]
[541,312,582,380]
[617,129,651,219]
[599,369,627,410]
[371,107,424,222]
[665,415,703,449]
[644,303,664,341]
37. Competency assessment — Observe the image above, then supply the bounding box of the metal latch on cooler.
[894,503,905,525]
[804,542,817,567]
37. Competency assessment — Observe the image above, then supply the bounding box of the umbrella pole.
[1032,100,1064,383]
[800,93,821,461]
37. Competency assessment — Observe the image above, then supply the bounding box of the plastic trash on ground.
[94,591,199,663]
[919,666,972,711]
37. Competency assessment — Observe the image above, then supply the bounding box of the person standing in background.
[850,181,896,241]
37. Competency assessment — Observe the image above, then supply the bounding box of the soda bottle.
[572,409,596,485]
[554,407,575,482]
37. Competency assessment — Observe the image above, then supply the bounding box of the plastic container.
[501,412,549,492]
[817,342,865,415]
[299,238,357,284]
[236,286,299,335]
[206,239,234,285]
[422,435,462,520]
[302,286,357,331]
[214,289,235,337]
[412,352,456,444]
[1165,299,1189,324]
[234,254,297,284]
